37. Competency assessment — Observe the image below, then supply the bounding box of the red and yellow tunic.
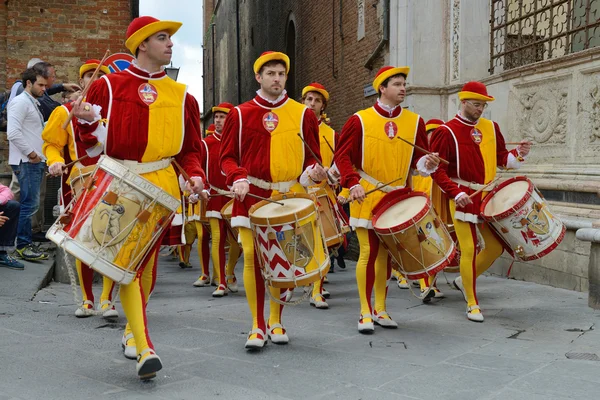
[201,131,229,218]
[220,93,321,228]
[77,64,205,242]
[42,103,100,205]
[430,114,518,223]
[335,102,428,229]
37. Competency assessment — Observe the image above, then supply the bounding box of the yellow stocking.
[356,228,378,322]
[373,241,390,316]
[209,218,227,286]
[226,231,241,281]
[240,227,266,340]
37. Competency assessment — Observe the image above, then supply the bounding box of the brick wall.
[0,0,137,174]
[1,0,136,90]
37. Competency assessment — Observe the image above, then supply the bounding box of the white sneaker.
[358,314,375,334]
[453,276,467,302]
[212,284,228,297]
[245,328,266,350]
[397,279,409,289]
[136,348,162,380]
[310,295,329,309]
[268,323,289,344]
[99,300,119,319]
[467,305,484,322]
[433,288,445,298]
[121,333,137,360]
[193,275,211,287]
[374,311,398,328]
[321,288,331,299]
[226,275,238,293]
[75,300,94,318]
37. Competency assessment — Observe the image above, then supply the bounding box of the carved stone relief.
[451,0,460,82]
[576,75,600,144]
[510,82,568,145]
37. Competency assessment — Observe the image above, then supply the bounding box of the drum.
[69,164,96,198]
[309,188,348,249]
[47,156,180,284]
[249,192,330,289]
[221,199,238,240]
[372,190,457,280]
[480,176,565,261]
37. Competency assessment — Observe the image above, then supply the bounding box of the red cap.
[458,81,495,102]
[125,16,182,54]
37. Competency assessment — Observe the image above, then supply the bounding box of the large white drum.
[480,176,565,261]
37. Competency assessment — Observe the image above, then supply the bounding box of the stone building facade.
[0,0,139,176]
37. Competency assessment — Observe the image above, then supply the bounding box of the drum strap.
[114,158,172,174]
[247,176,297,193]
[358,170,405,193]
[210,184,231,196]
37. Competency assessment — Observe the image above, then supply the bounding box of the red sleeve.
[174,93,205,182]
[411,117,429,169]
[430,126,462,199]
[494,122,518,167]
[302,109,322,170]
[76,77,109,148]
[334,115,363,189]
[220,107,248,186]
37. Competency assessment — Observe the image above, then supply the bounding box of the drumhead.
[375,195,427,229]
[251,197,314,218]
[483,180,529,217]
[221,200,233,217]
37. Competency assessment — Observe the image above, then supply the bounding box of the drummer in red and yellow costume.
[200,101,242,296]
[301,82,337,310]
[43,60,119,319]
[220,51,327,349]
[430,82,530,322]
[205,123,215,136]
[335,66,440,333]
[72,16,207,379]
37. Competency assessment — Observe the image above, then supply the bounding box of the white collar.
[458,111,478,124]
[377,98,400,114]
[132,60,165,77]
[256,89,287,105]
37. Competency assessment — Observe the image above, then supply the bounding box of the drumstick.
[349,176,405,203]
[45,154,90,177]
[296,133,335,183]
[62,50,111,129]
[171,158,190,181]
[505,142,533,145]
[396,136,449,165]
[322,136,335,154]
[468,177,500,199]
[210,191,284,206]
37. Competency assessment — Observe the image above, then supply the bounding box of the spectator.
[0,184,23,270]
[7,65,50,261]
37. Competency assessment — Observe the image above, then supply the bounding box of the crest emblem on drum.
[281,225,314,269]
[91,195,141,246]
[138,83,158,105]
[471,128,482,144]
[384,121,398,138]
[511,201,550,246]
[263,112,279,132]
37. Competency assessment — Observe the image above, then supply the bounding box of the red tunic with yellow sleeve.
[219,93,321,229]
[201,131,229,218]
[430,114,520,223]
[334,102,429,229]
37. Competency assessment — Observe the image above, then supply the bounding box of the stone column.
[576,226,600,309]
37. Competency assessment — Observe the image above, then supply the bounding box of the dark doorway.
[285,20,297,100]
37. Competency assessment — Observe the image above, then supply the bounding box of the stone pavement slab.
[0,248,599,399]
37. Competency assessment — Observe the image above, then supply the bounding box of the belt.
[358,170,404,193]
[247,176,297,193]
[209,184,231,196]
[114,158,172,175]
[451,178,491,191]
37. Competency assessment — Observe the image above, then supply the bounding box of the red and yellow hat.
[302,82,330,102]
[125,16,182,54]
[212,102,234,114]
[205,124,215,136]
[373,65,410,92]
[253,51,290,74]
[425,118,445,132]
[79,59,110,78]
[458,81,495,102]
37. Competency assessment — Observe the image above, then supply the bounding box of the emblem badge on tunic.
[263,112,279,132]
[138,83,158,105]
[471,128,482,144]
[384,121,398,138]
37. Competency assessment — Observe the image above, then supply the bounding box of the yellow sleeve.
[42,106,69,166]
[339,188,350,199]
